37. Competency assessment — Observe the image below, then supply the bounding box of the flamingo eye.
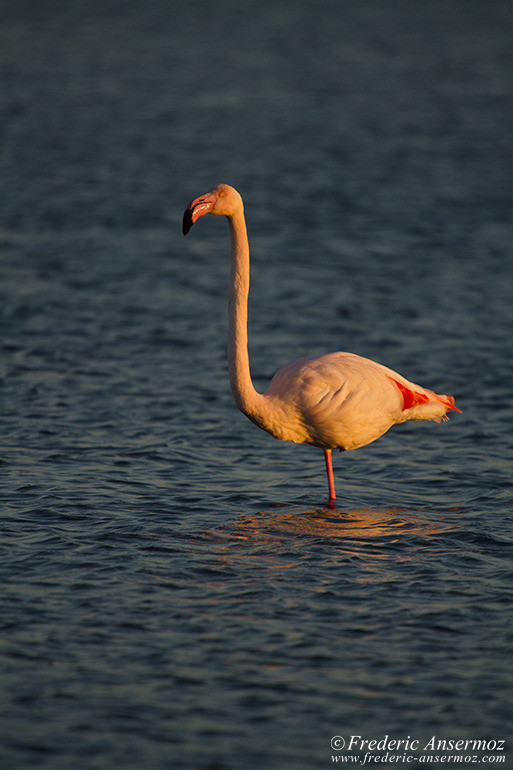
[218,190,225,198]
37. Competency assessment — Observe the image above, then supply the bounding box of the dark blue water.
[1,1,513,768]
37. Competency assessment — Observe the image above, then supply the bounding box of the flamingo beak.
[182,194,216,235]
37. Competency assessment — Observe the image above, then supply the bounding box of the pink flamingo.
[183,184,460,505]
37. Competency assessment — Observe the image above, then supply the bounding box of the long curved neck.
[227,207,262,418]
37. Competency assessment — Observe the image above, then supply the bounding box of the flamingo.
[182,184,460,505]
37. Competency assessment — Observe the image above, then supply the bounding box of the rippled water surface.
[1,1,513,768]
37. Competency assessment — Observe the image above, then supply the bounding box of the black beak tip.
[182,209,193,236]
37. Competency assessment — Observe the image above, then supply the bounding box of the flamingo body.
[261,351,457,451]
[183,184,460,504]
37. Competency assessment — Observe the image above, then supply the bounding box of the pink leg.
[324,449,336,506]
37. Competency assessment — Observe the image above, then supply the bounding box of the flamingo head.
[182,184,242,235]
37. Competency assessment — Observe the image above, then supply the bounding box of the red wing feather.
[391,379,461,413]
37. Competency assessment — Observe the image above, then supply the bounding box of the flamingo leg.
[324,449,336,506]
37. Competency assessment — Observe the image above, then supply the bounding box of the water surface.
[1,1,512,768]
